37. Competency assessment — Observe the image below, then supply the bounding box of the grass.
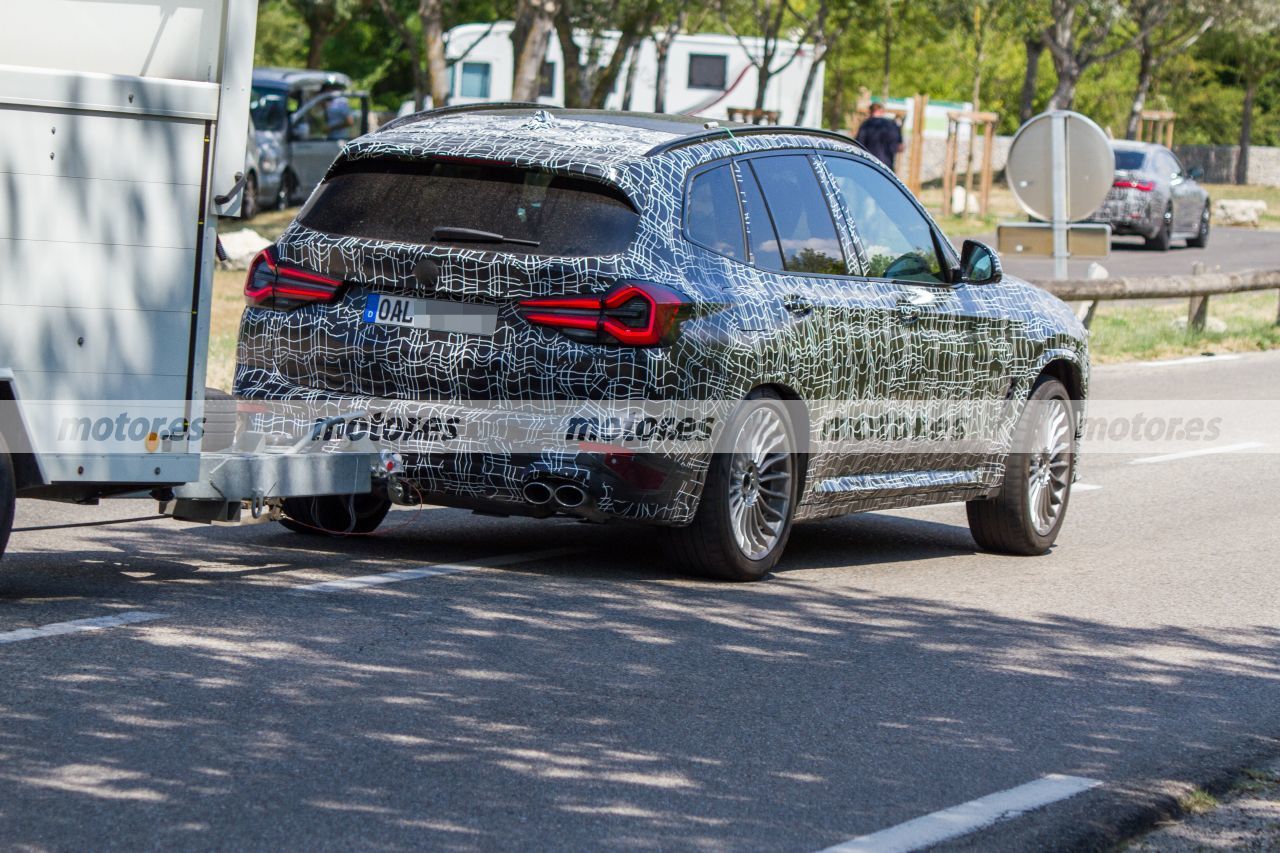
[206,269,245,392]
[1178,787,1219,815]
[1084,291,1280,363]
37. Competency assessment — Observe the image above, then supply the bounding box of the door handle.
[894,292,925,324]
[783,294,814,317]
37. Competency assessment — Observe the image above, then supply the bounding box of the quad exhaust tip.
[553,483,587,508]
[522,481,554,505]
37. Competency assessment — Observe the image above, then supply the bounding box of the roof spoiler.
[379,101,554,133]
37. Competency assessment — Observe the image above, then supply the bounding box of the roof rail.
[645,125,865,157]
[379,102,555,133]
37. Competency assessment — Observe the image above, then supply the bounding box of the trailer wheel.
[280,493,391,536]
[0,432,15,560]
[202,388,237,453]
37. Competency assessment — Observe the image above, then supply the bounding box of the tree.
[280,0,363,68]
[1202,2,1280,182]
[375,0,450,109]
[1123,0,1215,139]
[794,0,854,125]
[717,0,819,112]
[512,0,562,101]
[557,0,662,108]
[1041,0,1166,110]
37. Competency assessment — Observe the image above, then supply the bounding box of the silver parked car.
[1090,141,1210,251]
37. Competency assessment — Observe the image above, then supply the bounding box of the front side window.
[748,155,846,275]
[685,164,746,262]
[688,54,728,90]
[821,155,946,284]
[460,62,491,98]
[250,86,288,132]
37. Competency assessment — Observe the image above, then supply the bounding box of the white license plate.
[362,294,499,336]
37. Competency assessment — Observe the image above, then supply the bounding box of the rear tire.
[0,433,14,561]
[661,390,798,581]
[240,171,259,220]
[967,377,1075,556]
[1186,203,1210,248]
[274,170,297,210]
[281,493,392,536]
[1145,205,1173,251]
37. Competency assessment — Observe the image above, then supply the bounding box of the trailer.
[0,0,380,559]
[437,22,825,127]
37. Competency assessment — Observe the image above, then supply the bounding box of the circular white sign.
[1006,111,1114,222]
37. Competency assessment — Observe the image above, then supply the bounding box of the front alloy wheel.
[662,390,798,581]
[967,376,1075,555]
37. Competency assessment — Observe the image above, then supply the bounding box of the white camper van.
[0,1,379,559]
[438,22,825,127]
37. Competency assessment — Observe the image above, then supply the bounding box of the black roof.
[253,67,352,89]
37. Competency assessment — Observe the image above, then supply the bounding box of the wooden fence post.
[941,117,958,216]
[1187,262,1209,332]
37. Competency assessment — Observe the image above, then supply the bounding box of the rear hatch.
[1097,149,1155,222]
[251,157,654,400]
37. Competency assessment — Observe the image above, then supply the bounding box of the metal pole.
[1051,111,1069,280]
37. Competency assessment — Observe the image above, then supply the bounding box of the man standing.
[855,102,904,171]
[323,82,355,140]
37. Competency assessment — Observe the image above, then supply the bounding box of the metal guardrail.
[1030,267,1280,330]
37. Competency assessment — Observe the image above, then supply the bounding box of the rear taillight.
[1113,179,1155,192]
[244,247,344,310]
[519,282,689,346]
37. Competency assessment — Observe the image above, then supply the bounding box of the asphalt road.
[983,226,1280,281]
[2,353,1279,851]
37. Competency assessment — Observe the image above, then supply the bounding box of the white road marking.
[1073,483,1103,491]
[0,611,168,646]
[295,547,580,593]
[821,773,1102,853]
[1128,354,1244,368]
[1129,441,1265,465]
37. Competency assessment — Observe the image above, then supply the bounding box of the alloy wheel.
[1026,398,1072,536]
[727,405,793,560]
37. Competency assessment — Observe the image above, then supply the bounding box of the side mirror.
[960,240,1002,285]
[1188,166,1204,180]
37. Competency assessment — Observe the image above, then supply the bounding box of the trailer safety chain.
[12,515,168,533]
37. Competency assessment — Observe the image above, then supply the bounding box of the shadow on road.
[0,511,1277,849]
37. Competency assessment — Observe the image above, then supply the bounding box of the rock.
[951,185,980,215]
[1086,262,1109,280]
[1171,315,1227,333]
[1213,199,1268,227]
[217,228,272,270]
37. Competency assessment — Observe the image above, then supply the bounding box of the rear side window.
[749,155,845,275]
[1114,150,1146,171]
[300,159,639,257]
[685,165,746,262]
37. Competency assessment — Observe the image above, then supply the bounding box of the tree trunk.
[621,41,641,110]
[1125,34,1155,140]
[512,0,559,101]
[556,12,586,107]
[794,43,826,125]
[420,0,450,107]
[1019,36,1044,124]
[1045,58,1078,111]
[653,16,682,113]
[306,20,331,69]
[881,0,894,100]
[1237,77,1258,185]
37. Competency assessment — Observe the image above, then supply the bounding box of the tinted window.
[685,165,746,262]
[822,155,945,284]
[301,159,639,257]
[250,86,288,132]
[460,62,491,98]
[750,155,845,275]
[1114,150,1146,171]
[688,54,728,90]
[739,163,784,270]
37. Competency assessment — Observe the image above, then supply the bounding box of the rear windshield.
[1114,150,1146,171]
[299,158,640,256]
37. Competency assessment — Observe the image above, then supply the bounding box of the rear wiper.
[431,226,540,248]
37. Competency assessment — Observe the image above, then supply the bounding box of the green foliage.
[252,0,1278,146]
